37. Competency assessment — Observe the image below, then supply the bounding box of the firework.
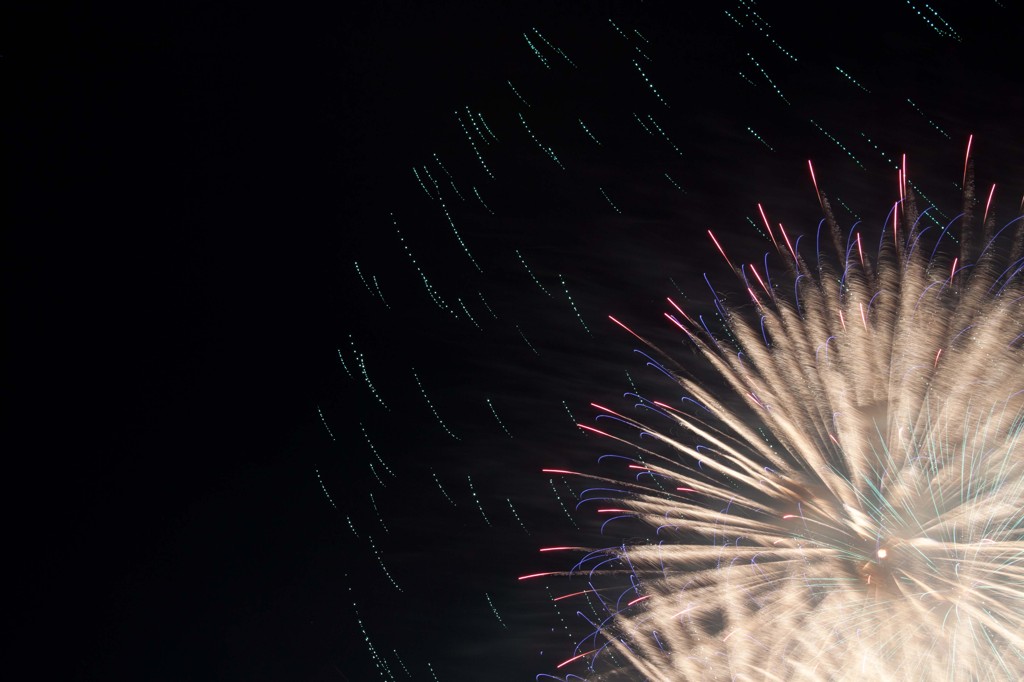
[540,162,1024,680]
[321,3,1024,677]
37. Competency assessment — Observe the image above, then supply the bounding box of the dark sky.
[10,2,1022,680]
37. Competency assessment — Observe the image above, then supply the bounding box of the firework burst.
[541,161,1024,681]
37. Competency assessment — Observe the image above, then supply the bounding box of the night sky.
[10,2,1022,680]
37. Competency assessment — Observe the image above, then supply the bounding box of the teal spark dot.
[516,249,552,297]
[351,335,390,410]
[747,126,775,151]
[316,405,335,441]
[360,422,394,477]
[336,348,353,379]
[608,18,629,41]
[457,297,481,330]
[477,291,498,319]
[393,651,412,678]
[454,112,494,179]
[523,32,550,69]
[467,475,492,526]
[393,214,455,314]
[634,112,653,135]
[559,274,592,336]
[412,167,434,199]
[646,114,683,157]
[432,470,457,506]
[507,80,530,107]
[748,53,790,105]
[367,534,402,591]
[518,112,564,169]
[835,65,871,93]
[315,467,337,509]
[664,173,687,194]
[599,186,622,214]
[353,261,375,298]
[907,98,951,139]
[507,498,530,535]
[412,369,460,440]
[369,491,389,533]
[633,60,670,107]
[371,274,389,308]
[516,324,540,356]
[477,114,498,141]
[486,592,508,628]
[533,28,576,68]
[810,119,865,169]
[472,186,494,215]
[905,1,961,40]
[487,398,513,438]
[463,107,490,145]
[578,118,602,146]
[550,478,579,529]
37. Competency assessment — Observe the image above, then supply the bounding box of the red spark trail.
[557,649,598,669]
[757,203,778,248]
[708,229,735,270]
[778,223,797,263]
[553,590,592,602]
[808,160,822,207]
[609,315,646,342]
[748,263,771,296]
[963,133,973,187]
[666,297,697,325]
[577,424,615,438]
[984,184,996,225]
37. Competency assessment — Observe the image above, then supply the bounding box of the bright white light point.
[877,548,888,559]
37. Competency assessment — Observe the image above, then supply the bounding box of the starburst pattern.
[546,164,1024,681]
